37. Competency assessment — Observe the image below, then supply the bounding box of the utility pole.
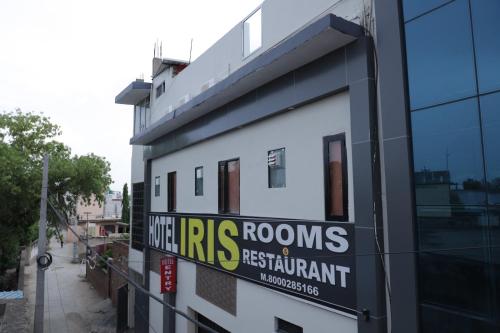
[34,154,49,333]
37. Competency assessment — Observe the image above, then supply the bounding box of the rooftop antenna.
[189,38,193,64]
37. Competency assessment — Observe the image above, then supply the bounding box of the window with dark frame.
[167,171,176,212]
[195,166,203,196]
[268,148,286,188]
[156,81,165,99]
[323,134,348,221]
[154,176,160,197]
[276,318,303,333]
[218,159,240,214]
[196,313,230,333]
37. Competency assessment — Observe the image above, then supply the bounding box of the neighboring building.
[76,195,104,220]
[104,190,123,219]
[75,191,123,220]
[115,1,500,333]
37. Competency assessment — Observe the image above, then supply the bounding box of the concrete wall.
[149,92,357,333]
[150,92,353,221]
[149,0,369,124]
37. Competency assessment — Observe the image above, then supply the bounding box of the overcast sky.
[0,0,262,191]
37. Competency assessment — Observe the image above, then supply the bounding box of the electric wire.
[48,201,222,333]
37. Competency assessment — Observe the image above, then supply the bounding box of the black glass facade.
[402,0,500,331]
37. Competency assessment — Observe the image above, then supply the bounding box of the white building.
[116,0,500,332]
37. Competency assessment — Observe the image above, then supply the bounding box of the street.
[24,233,117,333]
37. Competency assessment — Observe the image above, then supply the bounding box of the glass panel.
[412,98,486,205]
[417,206,491,315]
[168,172,176,212]
[480,92,500,205]
[218,163,225,213]
[134,106,140,135]
[268,148,286,188]
[471,1,500,93]
[402,0,451,21]
[405,0,476,109]
[227,160,240,214]
[420,304,497,333]
[491,208,500,326]
[243,8,262,57]
[329,141,344,217]
[154,176,160,197]
[195,167,203,196]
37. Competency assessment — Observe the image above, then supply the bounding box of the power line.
[49,201,221,333]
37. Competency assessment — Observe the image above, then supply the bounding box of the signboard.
[160,256,177,293]
[148,213,356,314]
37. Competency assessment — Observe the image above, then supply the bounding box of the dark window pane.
[480,93,500,205]
[491,208,500,325]
[195,167,203,196]
[168,172,176,212]
[403,0,451,21]
[268,148,286,188]
[218,163,225,213]
[416,206,489,251]
[417,206,492,317]
[420,304,497,333]
[197,313,230,333]
[405,0,476,109]
[471,1,500,93]
[277,318,303,333]
[412,98,486,205]
[131,182,144,251]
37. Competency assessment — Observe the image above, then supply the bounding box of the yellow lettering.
[188,218,205,262]
[207,219,215,264]
[180,217,186,256]
[217,220,239,271]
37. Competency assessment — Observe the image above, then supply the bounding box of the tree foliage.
[121,183,130,225]
[0,110,113,273]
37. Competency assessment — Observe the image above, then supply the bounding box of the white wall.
[149,92,356,333]
[149,272,164,333]
[149,0,369,125]
[151,92,353,222]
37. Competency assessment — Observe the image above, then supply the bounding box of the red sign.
[160,256,177,293]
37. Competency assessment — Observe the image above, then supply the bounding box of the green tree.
[121,183,130,225]
[0,110,112,274]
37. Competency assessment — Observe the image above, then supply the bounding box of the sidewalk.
[24,232,117,333]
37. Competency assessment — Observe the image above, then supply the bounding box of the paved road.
[24,232,117,333]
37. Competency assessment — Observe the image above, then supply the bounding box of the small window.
[268,148,286,188]
[276,318,302,333]
[324,134,348,221]
[243,8,262,58]
[156,81,165,98]
[154,176,160,197]
[218,159,240,214]
[195,167,203,196]
[168,172,176,212]
[197,312,230,333]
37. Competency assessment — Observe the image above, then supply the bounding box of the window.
[268,148,286,188]
[134,99,150,135]
[167,172,176,212]
[243,8,262,57]
[324,134,348,221]
[131,182,144,251]
[411,98,485,206]
[276,318,303,333]
[470,1,500,93]
[405,0,476,110]
[196,313,230,333]
[402,0,449,21]
[154,176,160,197]
[479,92,500,205]
[218,159,240,214]
[195,167,203,196]
[156,81,165,98]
